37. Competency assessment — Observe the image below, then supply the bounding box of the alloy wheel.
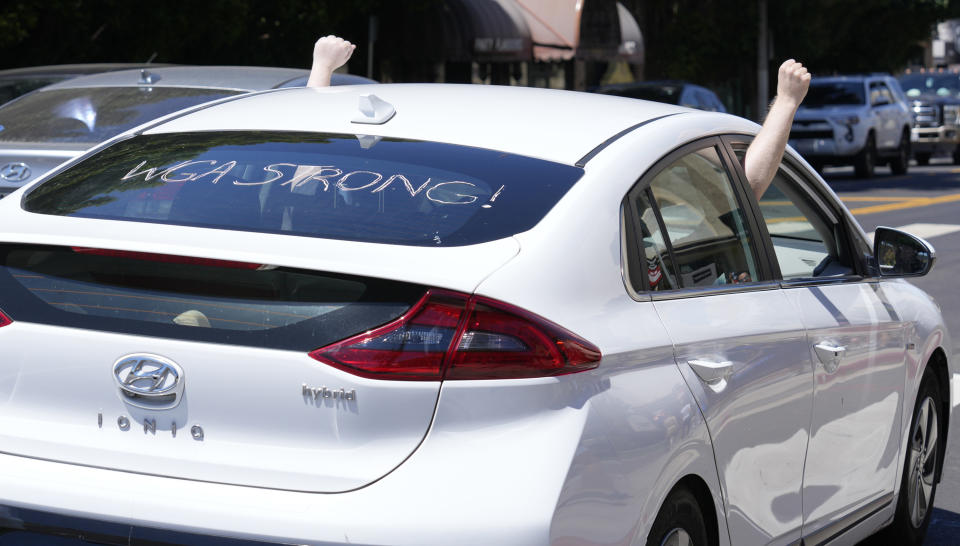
[908,396,939,528]
[660,528,692,546]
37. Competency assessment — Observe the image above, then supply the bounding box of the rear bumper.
[0,374,582,546]
[0,448,552,545]
[0,504,275,545]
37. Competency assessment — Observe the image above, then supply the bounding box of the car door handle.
[813,343,846,373]
[687,359,734,387]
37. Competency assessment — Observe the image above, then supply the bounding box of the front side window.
[757,172,837,279]
[870,82,894,106]
[629,145,760,291]
[732,145,853,280]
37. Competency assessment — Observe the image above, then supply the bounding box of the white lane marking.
[953,373,960,409]
[865,223,960,243]
[894,223,960,240]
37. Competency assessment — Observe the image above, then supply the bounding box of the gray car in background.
[0,66,375,197]
[0,63,173,105]
[594,80,728,112]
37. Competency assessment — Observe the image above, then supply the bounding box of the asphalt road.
[819,159,960,545]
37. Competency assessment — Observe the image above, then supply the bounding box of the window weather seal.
[576,113,681,167]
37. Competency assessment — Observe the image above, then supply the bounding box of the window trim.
[621,136,776,300]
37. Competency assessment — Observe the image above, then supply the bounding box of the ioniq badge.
[113,353,185,409]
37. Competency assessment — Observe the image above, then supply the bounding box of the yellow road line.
[845,193,960,216]
[834,196,915,202]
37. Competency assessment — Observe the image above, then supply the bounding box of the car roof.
[41,65,309,92]
[0,63,173,78]
[145,83,704,165]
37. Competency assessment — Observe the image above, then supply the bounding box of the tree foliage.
[2,0,960,116]
[619,0,958,115]
[0,1,435,70]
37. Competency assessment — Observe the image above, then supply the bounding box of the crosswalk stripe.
[864,223,960,243]
[892,223,960,240]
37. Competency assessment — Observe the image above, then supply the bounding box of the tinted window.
[24,131,584,247]
[0,87,241,144]
[804,82,866,106]
[632,146,760,289]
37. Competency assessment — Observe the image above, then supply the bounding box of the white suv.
[789,75,913,177]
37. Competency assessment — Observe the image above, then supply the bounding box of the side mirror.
[873,226,936,277]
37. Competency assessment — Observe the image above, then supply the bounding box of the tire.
[890,130,910,175]
[646,487,710,546]
[876,366,943,545]
[915,152,931,166]
[953,146,960,165]
[854,133,876,178]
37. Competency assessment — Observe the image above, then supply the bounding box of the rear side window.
[625,143,762,292]
[23,132,584,247]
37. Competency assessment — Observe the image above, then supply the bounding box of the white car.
[0,85,950,546]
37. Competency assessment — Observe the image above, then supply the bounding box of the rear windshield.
[23,131,585,247]
[804,82,866,107]
[0,244,422,351]
[0,87,241,144]
[0,76,67,105]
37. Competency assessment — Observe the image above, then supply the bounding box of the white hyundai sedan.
[0,84,950,546]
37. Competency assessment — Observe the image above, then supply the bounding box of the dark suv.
[897,71,960,165]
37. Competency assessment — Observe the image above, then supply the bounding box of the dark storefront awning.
[442,0,533,62]
[513,0,643,63]
[437,0,643,64]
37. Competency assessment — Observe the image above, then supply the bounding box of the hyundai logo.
[0,162,31,182]
[113,354,185,409]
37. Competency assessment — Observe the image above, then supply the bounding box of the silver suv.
[789,75,913,177]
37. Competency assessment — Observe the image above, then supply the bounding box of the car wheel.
[854,133,876,178]
[646,487,710,546]
[915,152,931,166]
[953,146,960,165]
[876,366,942,545]
[890,131,910,175]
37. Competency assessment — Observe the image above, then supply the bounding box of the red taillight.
[0,310,11,328]
[309,290,601,381]
[70,247,268,270]
[445,296,601,380]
